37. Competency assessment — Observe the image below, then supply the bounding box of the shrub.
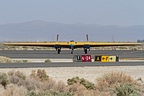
[28,69,59,91]
[1,84,27,96]
[68,83,87,95]
[0,56,27,63]
[0,72,9,89]
[0,56,12,63]
[80,78,95,90]
[27,91,73,96]
[38,78,56,91]
[8,70,26,86]
[45,59,51,63]
[24,78,67,93]
[95,72,138,91]
[68,83,101,96]
[55,92,73,96]
[24,78,41,91]
[114,83,139,96]
[26,91,46,96]
[67,76,95,90]
[8,70,26,80]
[67,77,81,85]
[30,69,49,81]
[49,91,73,96]
[55,81,67,92]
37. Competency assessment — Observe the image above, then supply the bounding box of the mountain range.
[0,20,143,42]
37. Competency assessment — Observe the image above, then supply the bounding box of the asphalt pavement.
[0,50,144,59]
[0,62,144,68]
[0,50,144,68]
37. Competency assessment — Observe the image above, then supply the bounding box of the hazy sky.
[0,0,144,26]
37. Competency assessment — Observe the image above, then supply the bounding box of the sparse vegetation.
[0,70,143,96]
[67,76,95,90]
[0,72,9,89]
[0,56,28,63]
[1,84,27,96]
[0,56,12,63]
[30,69,49,81]
[26,91,73,96]
[45,59,51,63]
[114,83,139,96]
[8,70,26,85]
[95,72,138,92]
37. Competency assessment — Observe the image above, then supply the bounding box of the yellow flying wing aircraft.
[3,34,142,54]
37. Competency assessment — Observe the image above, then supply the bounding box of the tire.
[71,51,73,54]
[84,49,87,54]
[57,49,61,54]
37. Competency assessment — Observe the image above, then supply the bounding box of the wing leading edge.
[3,41,142,54]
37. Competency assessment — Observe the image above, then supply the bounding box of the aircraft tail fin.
[86,34,89,42]
[57,34,59,41]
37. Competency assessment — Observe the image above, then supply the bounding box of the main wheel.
[71,51,73,54]
[71,49,74,54]
[70,47,74,54]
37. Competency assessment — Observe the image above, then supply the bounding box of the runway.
[0,50,144,58]
[0,62,144,68]
[0,50,143,68]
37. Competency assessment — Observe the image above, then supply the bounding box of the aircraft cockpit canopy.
[70,40,74,42]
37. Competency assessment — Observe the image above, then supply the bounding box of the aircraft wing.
[4,41,141,47]
[73,42,142,48]
[3,41,142,54]
[3,42,69,47]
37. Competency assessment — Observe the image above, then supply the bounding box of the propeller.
[86,34,89,42]
[57,34,59,41]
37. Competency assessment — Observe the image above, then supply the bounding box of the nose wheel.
[57,48,61,54]
[84,48,87,54]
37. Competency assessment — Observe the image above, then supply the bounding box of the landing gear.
[84,48,87,54]
[70,47,74,54]
[57,48,61,54]
[71,49,74,54]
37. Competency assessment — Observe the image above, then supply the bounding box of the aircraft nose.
[70,44,74,47]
